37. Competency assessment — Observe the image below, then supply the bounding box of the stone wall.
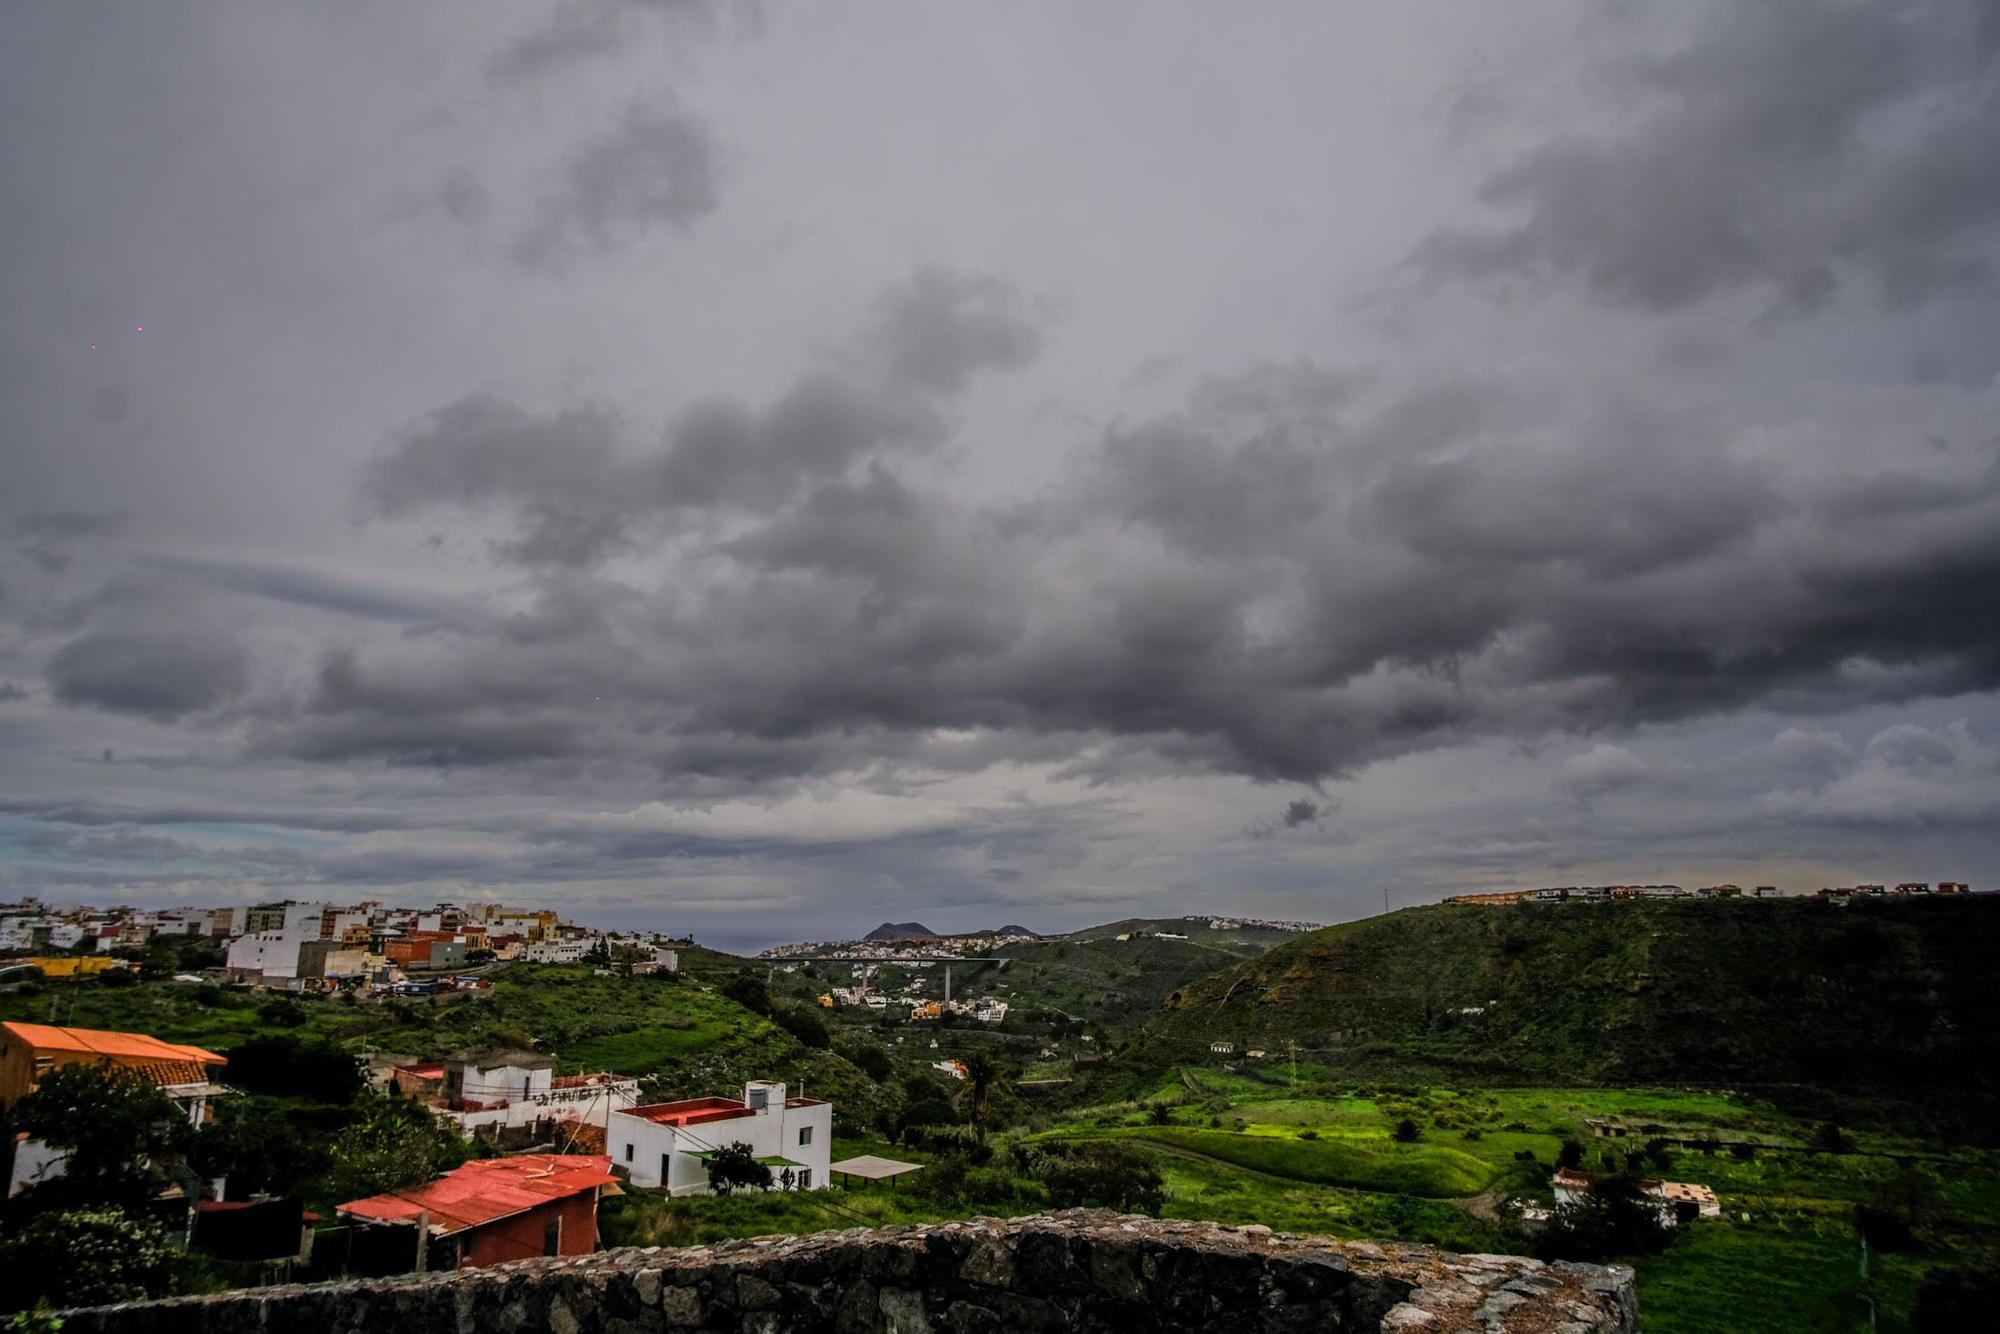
[60,1210,1636,1332]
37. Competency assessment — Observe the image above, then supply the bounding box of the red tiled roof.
[337,1154,614,1236]
[621,1096,753,1128]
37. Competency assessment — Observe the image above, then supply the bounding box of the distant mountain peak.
[863,921,939,942]
[991,924,1041,938]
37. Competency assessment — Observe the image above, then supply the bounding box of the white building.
[226,929,308,982]
[1552,1168,1719,1223]
[609,1081,832,1195]
[520,938,591,964]
[416,1050,640,1141]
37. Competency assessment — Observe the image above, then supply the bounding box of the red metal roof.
[622,1096,754,1128]
[337,1154,614,1237]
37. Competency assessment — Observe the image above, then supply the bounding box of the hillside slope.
[1146,897,2000,1098]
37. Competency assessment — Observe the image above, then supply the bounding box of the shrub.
[0,1208,175,1312]
[1915,1266,2000,1332]
[1298,1129,1320,1141]
[1557,1139,1584,1169]
[1812,1122,1856,1154]
[1392,1118,1421,1143]
[1039,1142,1164,1216]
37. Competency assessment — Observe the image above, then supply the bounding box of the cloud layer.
[3,1,1997,940]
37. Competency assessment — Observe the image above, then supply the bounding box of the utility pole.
[1289,1040,1297,1088]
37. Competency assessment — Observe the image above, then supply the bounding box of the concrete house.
[609,1081,831,1195]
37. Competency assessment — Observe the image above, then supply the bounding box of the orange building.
[0,1021,227,1118]
[337,1154,616,1270]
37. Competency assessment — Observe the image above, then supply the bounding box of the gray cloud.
[512,97,721,269]
[358,269,1039,567]
[1421,0,2000,314]
[46,621,251,721]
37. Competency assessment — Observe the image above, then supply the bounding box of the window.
[798,1126,813,1146]
[543,1218,561,1256]
[799,1169,811,1189]
[623,1142,633,1162]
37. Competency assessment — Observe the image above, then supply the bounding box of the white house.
[609,1081,831,1195]
[412,1049,640,1142]
[520,938,591,964]
[1552,1168,1719,1223]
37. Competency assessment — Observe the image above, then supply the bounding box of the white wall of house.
[610,1082,832,1195]
[226,930,307,980]
[442,1077,641,1137]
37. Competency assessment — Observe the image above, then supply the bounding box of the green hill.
[1143,896,2000,1115]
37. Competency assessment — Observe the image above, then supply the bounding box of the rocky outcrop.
[60,1210,1636,1332]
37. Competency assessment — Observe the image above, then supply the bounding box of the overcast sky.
[4,1,1998,948]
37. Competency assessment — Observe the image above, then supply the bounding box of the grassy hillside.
[963,934,1253,1028]
[1061,917,1306,955]
[1144,897,2000,1119]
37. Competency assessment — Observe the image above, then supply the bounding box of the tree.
[192,1096,332,1199]
[1147,1102,1174,1126]
[223,1034,364,1104]
[722,973,772,1016]
[962,1052,1002,1138]
[0,1207,175,1313]
[11,1063,189,1211]
[321,1094,469,1202]
[1534,1174,1676,1263]
[1392,1117,1421,1143]
[706,1141,773,1195]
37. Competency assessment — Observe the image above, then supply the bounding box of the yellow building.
[21,955,119,980]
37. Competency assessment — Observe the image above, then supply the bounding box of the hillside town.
[0,895,684,995]
[1447,880,1974,906]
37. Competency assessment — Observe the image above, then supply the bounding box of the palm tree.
[963,1052,1002,1140]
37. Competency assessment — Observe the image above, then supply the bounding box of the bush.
[1812,1122,1856,1154]
[258,999,309,1028]
[1729,1142,1756,1160]
[1392,1118,1421,1143]
[1915,1266,2000,1332]
[1557,1139,1584,1169]
[0,1207,175,1312]
[772,1006,830,1049]
[1038,1142,1164,1216]
[721,972,773,1015]
[1298,1128,1320,1141]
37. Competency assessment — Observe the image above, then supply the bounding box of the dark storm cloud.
[359,269,1042,566]
[45,620,251,722]
[1421,0,2000,313]
[512,97,721,269]
[289,357,2000,793]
